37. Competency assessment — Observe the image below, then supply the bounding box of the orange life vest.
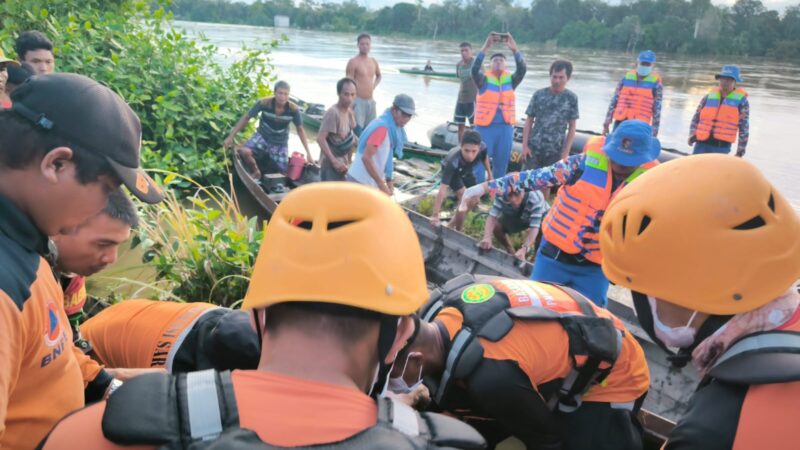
[474,70,515,126]
[612,70,661,123]
[731,315,800,450]
[542,136,658,264]
[695,87,747,143]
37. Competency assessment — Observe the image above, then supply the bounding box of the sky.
[246,0,794,12]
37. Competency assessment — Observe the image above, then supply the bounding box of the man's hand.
[506,33,518,53]
[521,144,531,162]
[479,237,493,251]
[459,183,488,212]
[688,135,697,146]
[514,246,529,261]
[482,33,494,52]
[306,153,316,165]
[380,180,394,196]
[430,216,441,227]
[602,123,610,136]
[333,159,348,173]
[105,367,167,382]
[223,136,235,150]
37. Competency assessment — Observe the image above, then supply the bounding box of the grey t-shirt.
[525,88,579,155]
[456,58,478,104]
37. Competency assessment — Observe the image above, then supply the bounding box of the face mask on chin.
[637,65,653,77]
[649,296,698,349]
[386,352,423,394]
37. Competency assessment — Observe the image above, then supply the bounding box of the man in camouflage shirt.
[521,60,579,170]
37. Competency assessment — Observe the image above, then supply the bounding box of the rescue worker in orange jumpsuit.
[40,183,486,450]
[460,120,660,307]
[599,154,800,449]
[80,299,260,373]
[394,276,650,449]
[689,65,749,157]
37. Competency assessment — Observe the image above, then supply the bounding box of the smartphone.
[494,32,510,42]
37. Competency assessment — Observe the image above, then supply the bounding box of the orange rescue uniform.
[436,281,650,404]
[0,196,85,449]
[80,300,218,370]
[40,370,377,449]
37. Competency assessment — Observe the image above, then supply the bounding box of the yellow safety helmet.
[600,154,800,315]
[243,182,428,316]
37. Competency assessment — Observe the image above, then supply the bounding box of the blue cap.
[638,50,656,63]
[603,120,661,167]
[715,65,742,83]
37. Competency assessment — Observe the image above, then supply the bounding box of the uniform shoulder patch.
[461,284,495,304]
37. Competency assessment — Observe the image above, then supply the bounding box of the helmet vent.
[621,214,628,240]
[768,193,775,212]
[733,215,766,230]
[327,220,358,231]
[638,215,651,236]
[292,220,314,230]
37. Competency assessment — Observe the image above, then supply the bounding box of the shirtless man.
[346,33,381,135]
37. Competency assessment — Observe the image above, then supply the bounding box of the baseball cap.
[0,48,20,67]
[603,120,661,167]
[393,93,416,116]
[638,50,656,64]
[10,73,163,203]
[715,65,742,83]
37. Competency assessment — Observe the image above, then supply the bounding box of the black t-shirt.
[441,144,488,190]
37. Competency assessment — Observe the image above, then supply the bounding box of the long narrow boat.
[399,68,459,79]
[230,152,697,447]
[429,121,689,162]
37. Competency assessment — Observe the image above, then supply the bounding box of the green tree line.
[166,0,800,60]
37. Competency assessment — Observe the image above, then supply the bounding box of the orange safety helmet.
[600,154,800,315]
[242,182,428,316]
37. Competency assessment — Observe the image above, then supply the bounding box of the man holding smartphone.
[471,32,526,182]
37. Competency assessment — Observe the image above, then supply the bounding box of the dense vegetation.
[1,0,277,189]
[167,0,800,60]
[1,0,273,304]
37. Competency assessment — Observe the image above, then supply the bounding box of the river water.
[178,21,800,210]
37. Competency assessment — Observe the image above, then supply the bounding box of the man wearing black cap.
[0,73,162,449]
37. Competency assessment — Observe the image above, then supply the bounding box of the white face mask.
[648,296,698,349]
[637,65,653,77]
[387,352,423,394]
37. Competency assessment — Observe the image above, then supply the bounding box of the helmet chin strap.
[369,315,400,398]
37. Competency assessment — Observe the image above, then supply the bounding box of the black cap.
[10,73,163,203]
[7,63,33,85]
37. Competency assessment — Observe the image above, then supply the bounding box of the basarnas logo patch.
[461,284,496,304]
